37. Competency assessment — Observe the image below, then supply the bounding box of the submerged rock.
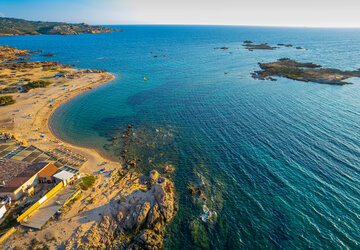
[189,187,196,195]
[163,164,175,174]
[40,53,55,57]
[214,46,229,50]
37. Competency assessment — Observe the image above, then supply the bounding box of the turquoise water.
[2,26,360,248]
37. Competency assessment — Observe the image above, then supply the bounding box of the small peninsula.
[251,58,360,85]
[0,17,120,36]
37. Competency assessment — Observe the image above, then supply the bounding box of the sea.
[1,25,360,249]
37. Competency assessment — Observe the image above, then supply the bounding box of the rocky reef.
[0,17,120,36]
[103,124,177,175]
[242,41,305,51]
[214,46,229,50]
[251,58,360,85]
[0,45,32,63]
[65,169,176,249]
[243,42,277,51]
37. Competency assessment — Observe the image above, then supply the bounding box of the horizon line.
[98,23,360,29]
[2,16,360,29]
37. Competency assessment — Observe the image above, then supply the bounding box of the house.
[0,159,33,186]
[0,162,49,200]
[38,163,58,183]
[53,169,79,186]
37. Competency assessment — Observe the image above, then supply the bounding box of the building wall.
[38,174,54,183]
[1,174,40,200]
[16,181,64,222]
[0,205,6,219]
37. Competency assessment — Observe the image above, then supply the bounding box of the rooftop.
[0,162,48,193]
[0,159,33,184]
[53,170,74,181]
[39,163,58,177]
[17,162,48,177]
[0,177,30,192]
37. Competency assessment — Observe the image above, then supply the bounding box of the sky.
[0,0,360,27]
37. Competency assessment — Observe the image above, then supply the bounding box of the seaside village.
[0,131,101,243]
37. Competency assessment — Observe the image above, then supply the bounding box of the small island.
[243,41,305,51]
[243,42,277,51]
[251,58,360,85]
[0,17,121,36]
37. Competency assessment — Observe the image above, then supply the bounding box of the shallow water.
[2,25,360,248]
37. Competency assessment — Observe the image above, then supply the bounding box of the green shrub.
[80,176,95,190]
[0,87,19,94]
[22,80,52,93]
[0,95,16,106]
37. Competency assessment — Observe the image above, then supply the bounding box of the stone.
[148,170,160,186]
[131,229,163,250]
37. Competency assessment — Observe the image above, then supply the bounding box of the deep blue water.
[2,26,360,248]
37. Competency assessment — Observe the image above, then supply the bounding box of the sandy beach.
[0,69,176,249]
[0,70,121,173]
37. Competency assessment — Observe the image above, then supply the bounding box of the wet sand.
[0,71,121,173]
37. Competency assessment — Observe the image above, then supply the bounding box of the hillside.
[0,17,119,36]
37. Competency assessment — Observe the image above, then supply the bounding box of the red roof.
[0,162,48,193]
[39,163,58,177]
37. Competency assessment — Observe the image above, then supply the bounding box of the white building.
[53,170,79,186]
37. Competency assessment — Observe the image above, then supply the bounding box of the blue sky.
[1,0,360,27]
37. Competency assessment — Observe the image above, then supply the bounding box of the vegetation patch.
[0,17,119,36]
[0,211,18,234]
[22,80,52,93]
[80,176,95,190]
[0,95,16,106]
[0,86,19,94]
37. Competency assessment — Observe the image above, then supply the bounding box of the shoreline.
[43,72,122,173]
[0,71,121,173]
[1,69,176,249]
[46,73,119,164]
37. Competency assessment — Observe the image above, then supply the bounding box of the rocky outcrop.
[0,45,31,63]
[251,58,360,85]
[243,42,277,51]
[129,230,164,249]
[65,170,176,249]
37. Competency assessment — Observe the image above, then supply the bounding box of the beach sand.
[0,71,134,248]
[0,70,120,174]
[0,64,175,250]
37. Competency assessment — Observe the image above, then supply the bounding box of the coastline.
[1,69,176,249]
[0,71,121,173]
[50,72,124,172]
[45,72,121,172]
